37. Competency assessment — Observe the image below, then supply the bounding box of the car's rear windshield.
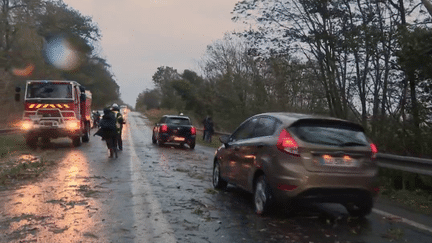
[166,118,191,126]
[289,119,369,147]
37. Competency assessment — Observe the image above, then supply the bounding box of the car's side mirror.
[219,135,230,145]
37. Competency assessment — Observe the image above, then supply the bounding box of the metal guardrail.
[376,153,432,176]
[196,128,230,136]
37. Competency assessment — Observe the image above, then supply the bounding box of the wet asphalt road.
[1,111,432,242]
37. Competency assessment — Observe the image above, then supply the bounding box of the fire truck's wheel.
[72,136,82,147]
[26,136,38,149]
[82,123,90,143]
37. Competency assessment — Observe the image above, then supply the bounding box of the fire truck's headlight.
[65,120,80,130]
[21,120,33,130]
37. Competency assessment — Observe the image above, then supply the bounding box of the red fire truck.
[18,80,92,148]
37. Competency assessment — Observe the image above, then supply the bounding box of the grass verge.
[0,133,28,158]
[0,134,54,185]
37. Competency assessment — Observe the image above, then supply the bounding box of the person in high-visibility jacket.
[111,104,125,151]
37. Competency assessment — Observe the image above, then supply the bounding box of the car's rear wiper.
[339,142,367,147]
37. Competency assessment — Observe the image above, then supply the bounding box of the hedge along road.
[1,111,432,242]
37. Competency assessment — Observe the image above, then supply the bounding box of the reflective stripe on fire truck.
[28,104,71,109]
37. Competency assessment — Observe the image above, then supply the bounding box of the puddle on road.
[0,151,106,242]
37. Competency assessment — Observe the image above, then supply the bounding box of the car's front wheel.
[254,175,274,215]
[82,122,90,143]
[72,136,82,147]
[213,160,227,190]
[26,135,38,149]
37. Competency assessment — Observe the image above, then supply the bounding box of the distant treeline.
[136,0,432,158]
[0,0,122,125]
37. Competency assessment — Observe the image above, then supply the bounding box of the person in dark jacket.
[111,104,125,151]
[94,108,118,158]
[202,116,214,143]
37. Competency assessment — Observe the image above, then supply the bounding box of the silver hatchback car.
[212,112,379,217]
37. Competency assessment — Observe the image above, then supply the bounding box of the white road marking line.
[373,208,432,234]
[127,113,176,243]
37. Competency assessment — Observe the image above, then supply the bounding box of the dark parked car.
[212,112,379,217]
[152,115,196,149]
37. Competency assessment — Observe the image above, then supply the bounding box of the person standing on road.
[92,110,100,128]
[94,108,117,158]
[202,116,214,143]
[202,116,209,141]
[111,104,125,151]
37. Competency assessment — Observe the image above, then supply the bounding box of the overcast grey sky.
[62,0,245,106]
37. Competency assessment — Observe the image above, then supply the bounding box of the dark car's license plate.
[173,137,185,141]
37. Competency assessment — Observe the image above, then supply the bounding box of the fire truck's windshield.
[26,83,73,99]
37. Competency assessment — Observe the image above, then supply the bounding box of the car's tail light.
[276,129,299,156]
[370,143,378,159]
[373,186,380,194]
[191,126,196,135]
[160,124,168,133]
[277,184,298,191]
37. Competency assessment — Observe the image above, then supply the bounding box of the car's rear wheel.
[344,198,373,218]
[152,133,157,144]
[254,175,273,215]
[189,141,195,149]
[213,161,227,190]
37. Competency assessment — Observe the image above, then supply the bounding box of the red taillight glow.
[191,126,196,135]
[276,129,299,156]
[370,143,378,159]
[160,124,168,133]
[373,187,380,194]
[277,184,298,191]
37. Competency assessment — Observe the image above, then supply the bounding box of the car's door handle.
[234,147,240,151]
[257,144,264,148]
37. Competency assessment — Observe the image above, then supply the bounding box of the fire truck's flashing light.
[65,120,80,130]
[21,120,33,130]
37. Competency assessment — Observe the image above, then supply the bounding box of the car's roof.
[253,112,360,126]
[163,115,190,119]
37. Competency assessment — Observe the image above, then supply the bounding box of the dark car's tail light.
[277,184,298,191]
[277,129,299,156]
[160,124,168,133]
[191,126,196,135]
[370,143,378,159]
